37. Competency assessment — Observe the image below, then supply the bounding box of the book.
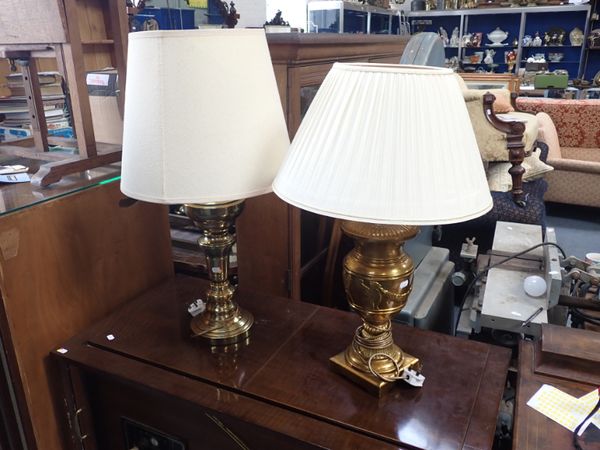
[6,71,62,86]
[1,106,68,128]
[47,119,71,130]
[0,126,31,142]
[0,71,69,131]
[0,77,9,98]
[8,84,64,97]
[6,71,64,98]
[0,103,62,115]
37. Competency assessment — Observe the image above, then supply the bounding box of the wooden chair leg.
[482,92,527,207]
[508,140,526,206]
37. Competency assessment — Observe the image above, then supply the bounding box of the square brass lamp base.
[330,352,420,397]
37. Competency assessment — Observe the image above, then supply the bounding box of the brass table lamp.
[274,63,493,395]
[119,29,289,344]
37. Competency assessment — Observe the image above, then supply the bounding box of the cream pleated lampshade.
[273,63,493,225]
[120,29,290,204]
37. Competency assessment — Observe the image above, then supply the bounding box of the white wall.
[266,0,308,30]
[232,0,268,28]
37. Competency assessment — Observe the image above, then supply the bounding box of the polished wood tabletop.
[56,275,510,450]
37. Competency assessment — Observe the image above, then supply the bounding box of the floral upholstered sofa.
[516,97,600,208]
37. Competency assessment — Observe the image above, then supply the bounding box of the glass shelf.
[520,60,580,63]
[522,45,583,49]
[0,153,120,217]
[407,4,590,16]
[463,47,517,51]
[482,45,519,48]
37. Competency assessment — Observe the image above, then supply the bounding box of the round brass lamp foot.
[190,307,253,345]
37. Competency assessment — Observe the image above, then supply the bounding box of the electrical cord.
[573,388,600,450]
[454,242,566,335]
[572,280,584,297]
[571,307,600,327]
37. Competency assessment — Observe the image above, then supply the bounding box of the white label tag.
[86,73,110,86]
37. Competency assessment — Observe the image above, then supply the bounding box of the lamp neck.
[184,200,244,296]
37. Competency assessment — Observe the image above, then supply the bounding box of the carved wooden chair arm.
[510,92,521,112]
[482,92,527,207]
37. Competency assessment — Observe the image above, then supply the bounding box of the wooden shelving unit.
[0,0,128,186]
[408,5,592,79]
[235,34,408,302]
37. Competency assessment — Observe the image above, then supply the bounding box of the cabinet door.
[0,181,173,450]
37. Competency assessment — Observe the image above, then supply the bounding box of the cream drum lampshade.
[273,63,492,225]
[120,29,290,204]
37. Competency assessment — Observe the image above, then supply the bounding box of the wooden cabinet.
[514,325,600,449]
[55,275,510,450]
[0,164,173,450]
[236,34,408,301]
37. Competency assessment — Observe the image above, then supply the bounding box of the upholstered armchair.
[516,97,600,208]
[434,77,552,261]
[456,76,539,206]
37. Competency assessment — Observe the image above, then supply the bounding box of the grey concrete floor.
[545,202,600,260]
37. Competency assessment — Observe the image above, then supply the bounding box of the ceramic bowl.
[548,52,564,62]
[585,252,600,265]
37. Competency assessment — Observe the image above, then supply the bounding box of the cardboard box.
[86,69,122,145]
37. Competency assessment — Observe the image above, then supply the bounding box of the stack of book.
[0,71,71,142]
[0,76,10,98]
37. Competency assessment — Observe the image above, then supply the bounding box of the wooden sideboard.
[0,160,173,450]
[514,325,600,449]
[236,34,409,302]
[54,275,510,450]
[0,33,409,449]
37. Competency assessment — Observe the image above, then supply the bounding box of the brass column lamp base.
[185,201,253,345]
[329,221,422,396]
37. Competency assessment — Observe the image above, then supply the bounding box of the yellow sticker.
[527,384,599,432]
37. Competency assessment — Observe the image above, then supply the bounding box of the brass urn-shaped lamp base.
[330,221,421,396]
[185,201,253,345]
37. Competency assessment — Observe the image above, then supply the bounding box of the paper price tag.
[86,73,110,86]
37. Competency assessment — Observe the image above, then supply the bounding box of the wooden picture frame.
[459,73,520,93]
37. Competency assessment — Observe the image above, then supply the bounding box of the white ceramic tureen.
[487,28,508,45]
